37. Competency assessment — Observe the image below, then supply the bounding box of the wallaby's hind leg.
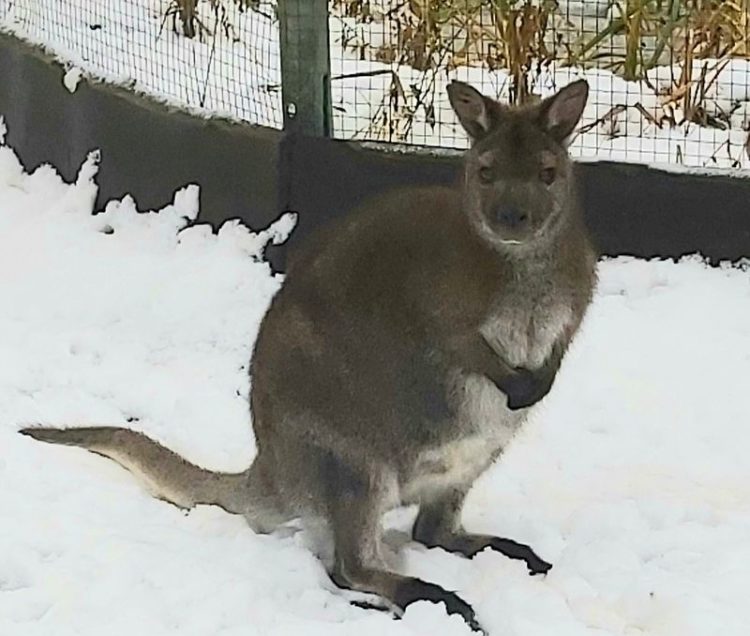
[413,490,552,576]
[242,453,293,533]
[323,457,483,633]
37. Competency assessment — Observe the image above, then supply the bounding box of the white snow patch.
[62,66,83,93]
[1,124,750,635]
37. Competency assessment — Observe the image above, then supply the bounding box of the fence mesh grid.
[329,0,750,169]
[1,0,283,128]
[2,1,750,170]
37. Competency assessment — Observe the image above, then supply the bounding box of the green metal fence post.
[278,0,332,137]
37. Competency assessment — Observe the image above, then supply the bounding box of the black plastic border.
[2,32,748,272]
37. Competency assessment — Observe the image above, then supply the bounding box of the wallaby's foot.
[416,531,551,576]
[480,536,551,575]
[392,577,484,633]
[336,571,483,632]
[348,598,389,612]
[413,496,552,576]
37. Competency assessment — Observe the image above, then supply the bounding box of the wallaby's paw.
[503,368,552,411]
[394,578,485,633]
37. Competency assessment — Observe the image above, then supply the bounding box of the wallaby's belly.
[400,374,526,504]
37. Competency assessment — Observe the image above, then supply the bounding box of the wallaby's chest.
[399,267,576,503]
[480,271,573,369]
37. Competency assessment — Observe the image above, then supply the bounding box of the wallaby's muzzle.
[494,204,528,230]
[482,197,553,246]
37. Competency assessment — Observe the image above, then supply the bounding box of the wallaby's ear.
[537,79,589,144]
[447,81,497,142]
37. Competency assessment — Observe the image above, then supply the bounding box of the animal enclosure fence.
[0,0,284,128]
[3,0,750,169]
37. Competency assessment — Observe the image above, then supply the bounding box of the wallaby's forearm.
[449,334,565,410]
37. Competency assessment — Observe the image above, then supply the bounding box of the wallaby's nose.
[495,205,528,229]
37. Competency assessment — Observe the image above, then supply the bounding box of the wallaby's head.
[448,79,589,250]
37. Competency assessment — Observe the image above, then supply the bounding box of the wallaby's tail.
[20,426,250,514]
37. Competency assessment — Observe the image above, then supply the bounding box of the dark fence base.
[2,32,749,272]
[0,33,282,242]
[278,134,750,268]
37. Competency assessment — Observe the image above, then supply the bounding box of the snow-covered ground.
[2,120,750,635]
[3,0,750,170]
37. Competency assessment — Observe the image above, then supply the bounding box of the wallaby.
[21,78,597,633]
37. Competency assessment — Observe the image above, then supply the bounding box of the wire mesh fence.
[2,1,750,169]
[0,0,283,128]
[329,0,750,169]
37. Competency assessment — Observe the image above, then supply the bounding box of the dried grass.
[163,1,750,144]
[167,0,262,40]
[332,1,750,139]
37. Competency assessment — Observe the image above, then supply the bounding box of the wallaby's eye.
[540,166,556,185]
[478,166,495,184]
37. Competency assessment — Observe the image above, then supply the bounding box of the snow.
[62,66,83,93]
[2,121,750,635]
[3,0,750,171]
